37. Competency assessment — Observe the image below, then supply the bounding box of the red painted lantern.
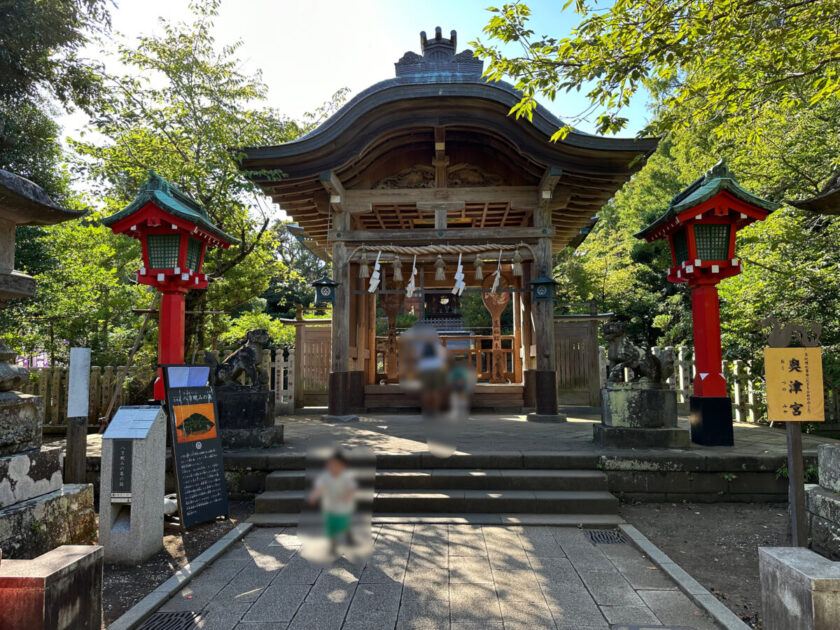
[103,172,237,399]
[637,161,778,445]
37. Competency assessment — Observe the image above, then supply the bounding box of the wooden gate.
[554,316,603,407]
[295,323,331,407]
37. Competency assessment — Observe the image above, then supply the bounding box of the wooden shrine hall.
[240,28,657,419]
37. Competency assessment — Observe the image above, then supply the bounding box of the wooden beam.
[343,186,540,214]
[332,226,555,242]
[538,165,563,201]
[319,170,345,211]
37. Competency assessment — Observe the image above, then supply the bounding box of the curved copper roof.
[239,28,658,258]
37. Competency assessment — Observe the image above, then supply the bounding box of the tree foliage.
[474,1,840,140]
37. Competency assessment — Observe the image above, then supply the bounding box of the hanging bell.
[512,248,523,276]
[434,254,446,281]
[392,255,403,282]
[474,253,483,280]
[359,251,370,278]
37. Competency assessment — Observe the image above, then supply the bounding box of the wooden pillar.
[513,280,523,384]
[328,212,354,418]
[293,315,304,409]
[531,206,561,419]
[366,293,377,385]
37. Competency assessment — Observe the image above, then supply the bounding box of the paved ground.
[155,524,718,630]
[78,409,836,460]
[277,410,834,457]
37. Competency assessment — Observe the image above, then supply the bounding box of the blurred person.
[448,357,476,421]
[412,324,448,419]
[307,449,357,556]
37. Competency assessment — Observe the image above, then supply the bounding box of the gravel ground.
[102,501,253,626]
[620,501,791,629]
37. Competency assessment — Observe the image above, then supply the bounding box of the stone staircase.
[248,453,622,527]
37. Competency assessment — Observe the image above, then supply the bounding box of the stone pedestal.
[0,545,103,630]
[759,547,840,630]
[594,383,689,448]
[216,386,284,449]
[100,406,166,564]
[807,444,840,560]
[689,395,734,446]
[0,394,96,560]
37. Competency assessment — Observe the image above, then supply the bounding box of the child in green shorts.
[308,450,357,555]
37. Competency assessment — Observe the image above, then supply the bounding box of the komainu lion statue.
[603,322,673,385]
[205,328,270,389]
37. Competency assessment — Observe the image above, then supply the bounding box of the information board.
[163,366,229,529]
[765,347,824,422]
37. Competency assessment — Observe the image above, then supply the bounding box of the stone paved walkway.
[157,525,719,630]
[78,410,837,461]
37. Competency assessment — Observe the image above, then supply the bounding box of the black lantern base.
[689,395,734,446]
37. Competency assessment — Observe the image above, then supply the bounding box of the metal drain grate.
[586,529,626,544]
[137,612,203,630]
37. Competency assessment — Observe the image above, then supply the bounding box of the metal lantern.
[102,172,236,400]
[636,160,778,446]
[312,276,339,306]
[529,276,558,302]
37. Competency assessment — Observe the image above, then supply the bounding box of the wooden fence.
[22,344,840,427]
[600,345,840,423]
[21,347,289,429]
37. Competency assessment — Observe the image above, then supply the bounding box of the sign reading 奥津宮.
[163,365,228,529]
[764,347,824,422]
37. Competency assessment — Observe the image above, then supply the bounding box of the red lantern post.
[103,172,237,399]
[637,162,778,445]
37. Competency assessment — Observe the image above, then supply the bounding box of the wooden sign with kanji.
[764,347,824,422]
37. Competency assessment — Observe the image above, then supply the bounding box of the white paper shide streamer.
[405,255,418,298]
[490,249,502,293]
[451,253,465,296]
[368,251,382,293]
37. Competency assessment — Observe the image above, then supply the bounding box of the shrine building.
[239,28,657,418]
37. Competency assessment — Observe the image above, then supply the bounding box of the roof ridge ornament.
[395,27,482,78]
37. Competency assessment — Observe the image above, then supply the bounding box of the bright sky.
[60,0,651,141]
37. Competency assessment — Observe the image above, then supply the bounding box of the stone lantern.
[0,169,97,563]
[102,172,237,399]
[636,161,778,445]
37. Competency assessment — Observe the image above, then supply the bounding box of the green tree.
[474,1,840,140]
[70,0,304,359]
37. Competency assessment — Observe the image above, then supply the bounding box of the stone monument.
[99,406,166,564]
[0,169,96,559]
[594,322,690,448]
[205,328,284,449]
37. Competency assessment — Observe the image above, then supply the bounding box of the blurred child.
[307,449,357,556]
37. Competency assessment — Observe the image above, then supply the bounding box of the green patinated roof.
[636,161,780,239]
[101,171,238,244]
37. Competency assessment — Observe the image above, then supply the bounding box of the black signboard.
[111,439,133,503]
[162,365,228,530]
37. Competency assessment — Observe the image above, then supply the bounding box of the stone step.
[247,512,626,527]
[255,489,618,515]
[264,468,608,491]
[224,450,602,471]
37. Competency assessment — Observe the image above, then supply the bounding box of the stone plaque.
[110,439,132,502]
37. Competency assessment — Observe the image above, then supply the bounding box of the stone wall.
[808,444,840,559]
[0,484,96,559]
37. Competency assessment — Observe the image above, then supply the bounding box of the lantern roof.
[102,171,239,245]
[0,169,84,226]
[635,161,780,240]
